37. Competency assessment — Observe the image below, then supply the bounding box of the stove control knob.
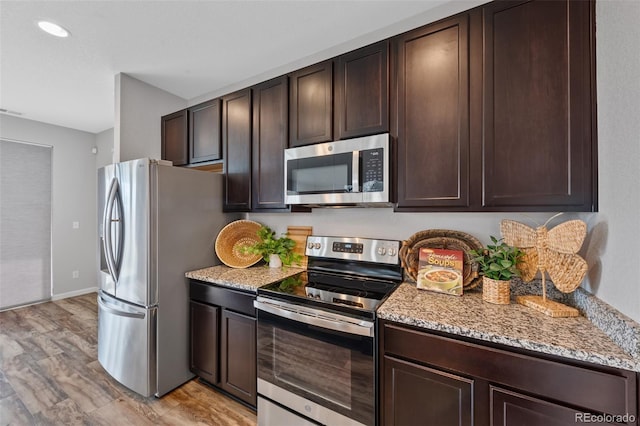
[314,243,321,249]
[377,247,386,255]
[388,248,397,256]
[307,242,314,249]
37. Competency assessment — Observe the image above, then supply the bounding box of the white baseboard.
[51,287,98,301]
[0,287,99,312]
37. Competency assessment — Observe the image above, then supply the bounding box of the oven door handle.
[254,299,374,338]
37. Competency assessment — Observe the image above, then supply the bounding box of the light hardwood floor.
[0,292,257,425]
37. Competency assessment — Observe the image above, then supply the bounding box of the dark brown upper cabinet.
[335,40,389,140]
[189,99,221,164]
[289,60,333,147]
[251,76,289,211]
[222,89,252,212]
[161,109,188,166]
[394,13,473,211]
[482,0,597,212]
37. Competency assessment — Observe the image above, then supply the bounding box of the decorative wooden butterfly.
[500,215,588,295]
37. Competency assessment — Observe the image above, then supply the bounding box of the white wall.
[587,0,640,321]
[115,73,186,162]
[248,0,640,323]
[0,115,98,298]
[95,127,114,168]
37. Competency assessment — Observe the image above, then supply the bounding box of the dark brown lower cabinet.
[384,356,473,426]
[189,280,257,408]
[220,309,256,405]
[490,387,595,426]
[190,301,219,384]
[380,320,638,426]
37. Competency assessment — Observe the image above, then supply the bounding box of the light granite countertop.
[186,265,640,373]
[185,264,304,292]
[378,282,640,373]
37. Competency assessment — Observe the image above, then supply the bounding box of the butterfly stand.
[501,217,588,318]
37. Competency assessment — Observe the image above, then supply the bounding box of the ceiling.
[0,0,478,134]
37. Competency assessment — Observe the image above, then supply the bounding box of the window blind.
[0,139,52,310]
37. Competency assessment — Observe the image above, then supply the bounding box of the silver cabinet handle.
[254,299,373,338]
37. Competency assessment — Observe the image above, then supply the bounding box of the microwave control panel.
[361,148,384,192]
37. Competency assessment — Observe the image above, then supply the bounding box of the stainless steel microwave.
[284,133,390,206]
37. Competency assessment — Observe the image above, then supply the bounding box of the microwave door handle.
[103,178,119,282]
[352,151,360,193]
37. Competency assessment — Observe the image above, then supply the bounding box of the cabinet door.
[289,60,333,147]
[490,387,607,426]
[222,89,252,212]
[189,99,221,164]
[161,109,188,166]
[220,309,257,407]
[189,301,219,385]
[482,0,596,211]
[384,355,473,426]
[252,76,289,211]
[394,14,471,210]
[335,40,389,140]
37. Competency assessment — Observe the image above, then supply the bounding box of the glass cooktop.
[258,270,399,319]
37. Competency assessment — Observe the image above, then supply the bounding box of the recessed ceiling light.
[37,21,70,38]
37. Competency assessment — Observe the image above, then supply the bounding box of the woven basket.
[215,220,263,268]
[482,277,511,305]
[400,229,483,290]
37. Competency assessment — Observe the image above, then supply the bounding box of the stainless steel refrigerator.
[97,158,239,397]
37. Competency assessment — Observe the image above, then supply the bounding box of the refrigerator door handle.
[98,295,146,319]
[103,177,123,282]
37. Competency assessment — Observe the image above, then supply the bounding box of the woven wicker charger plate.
[215,220,263,268]
[400,229,483,290]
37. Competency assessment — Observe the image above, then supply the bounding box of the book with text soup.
[416,248,464,296]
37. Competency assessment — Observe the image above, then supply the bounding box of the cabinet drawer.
[190,280,255,317]
[383,322,636,416]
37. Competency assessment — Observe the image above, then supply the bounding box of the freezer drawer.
[97,292,157,397]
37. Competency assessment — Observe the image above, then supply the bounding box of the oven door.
[255,298,375,426]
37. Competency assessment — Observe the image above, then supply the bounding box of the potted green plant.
[241,225,302,268]
[470,236,524,304]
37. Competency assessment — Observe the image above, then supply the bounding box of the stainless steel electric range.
[254,235,402,426]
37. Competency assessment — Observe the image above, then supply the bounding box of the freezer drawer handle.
[98,296,145,319]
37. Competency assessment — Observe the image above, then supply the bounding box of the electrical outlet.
[72,221,80,229]
[72,270,79,279]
